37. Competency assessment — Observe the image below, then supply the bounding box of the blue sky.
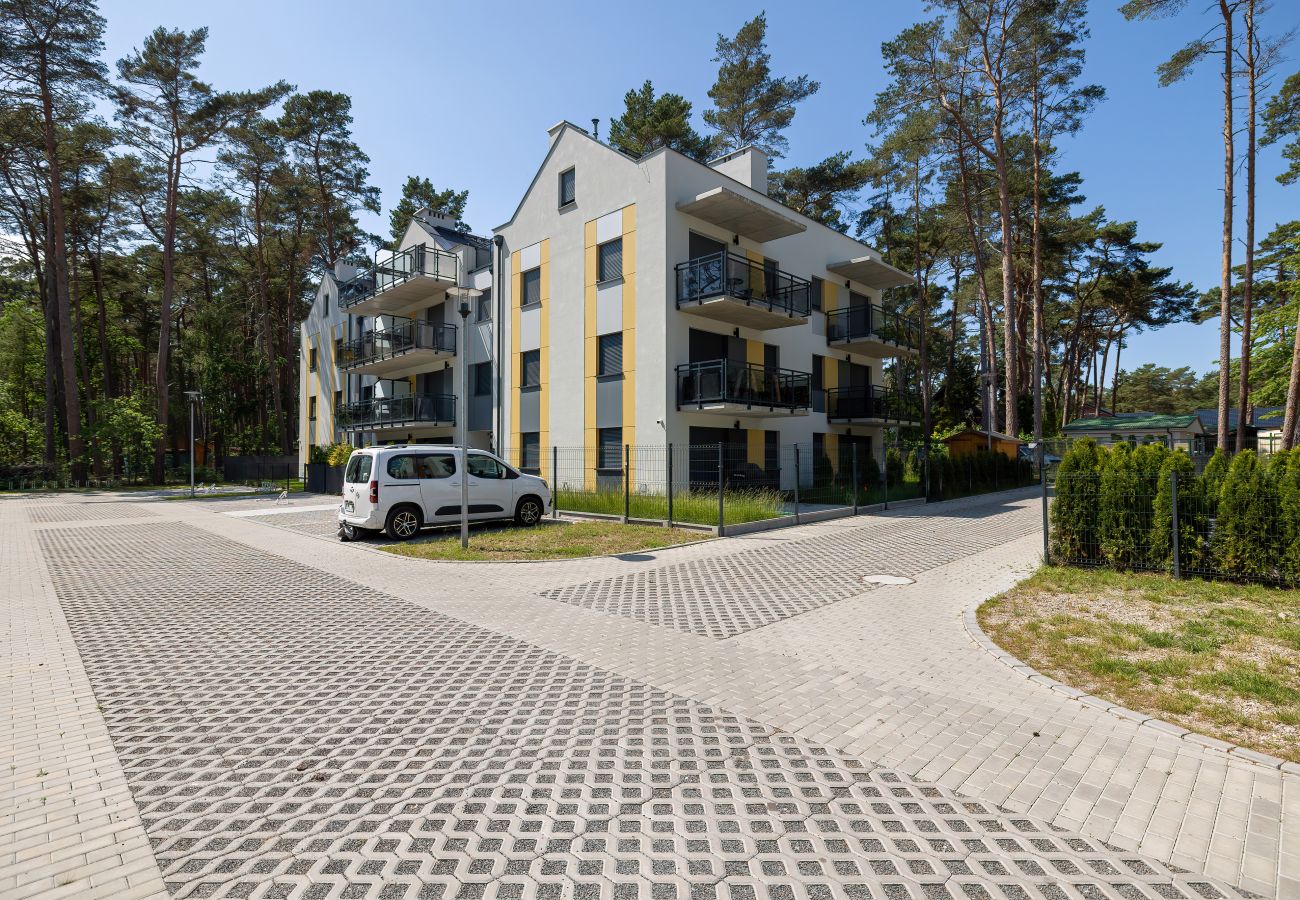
[98,0,1299,376]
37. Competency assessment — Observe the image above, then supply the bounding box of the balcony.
[826,304,919,357]
[676,359,811,416]
[675,251,810,330]
[340,319,457,378]
[337,394,456,435]
[826,386,920,425]
[338,244,459,316]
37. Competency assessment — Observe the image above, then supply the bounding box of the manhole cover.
[861,574,914,586]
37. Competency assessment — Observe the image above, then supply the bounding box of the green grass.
[554,487,784,526]
[979,566,1300,762]
[379,520,709,561]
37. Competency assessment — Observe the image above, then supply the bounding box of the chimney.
[708,146,769,195]
[334,259,358,282]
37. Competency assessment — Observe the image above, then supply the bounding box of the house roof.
[1194,406,1285,431]
[1063,413,1200,432]
[942,428,1022,443]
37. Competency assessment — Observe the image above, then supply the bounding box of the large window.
[598,237,623,283]
[598,332,623,377]
[472,361,492,396]
[416,453,456,479]
[559,167,576,207]
[598,427,622,471]
[520,350,541,389]
[521,268,541,306]
[521,433,540,471]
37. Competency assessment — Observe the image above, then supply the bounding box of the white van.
[337,446,551,541]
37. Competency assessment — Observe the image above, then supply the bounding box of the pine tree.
[608,81,710,161]
[387,176,468,247]
[702,12,818,159]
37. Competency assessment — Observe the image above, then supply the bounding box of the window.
[521,433,540,471]
[386,454,417,480]
[521,267,541,306]
[521,349,541,389]
[308,346,318,372]
[344,453,372,484]
[476,289,492,322]
[559,167,576,207]
[333,335,343,359]
[333,389,342,410]
[811,354,824,414]
[598,427,622,471]
[361,384,374,402]
[598,237,623,283]
[467,453,507,479]
[308,396,317,420]
[598,332,623,377]
[810,276,823,312]
[416,453,456,479]
[472,362,492,396]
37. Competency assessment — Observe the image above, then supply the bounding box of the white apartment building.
[297,216,496,468]
[299,122,919,486]
[492,121,917,488]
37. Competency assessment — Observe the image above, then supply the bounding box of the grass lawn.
[555,488,784,526]
[379,519,709,562]
[979,566,1300,762]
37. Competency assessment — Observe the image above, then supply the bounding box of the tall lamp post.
[453,288,480,549]
[185,390,200,497]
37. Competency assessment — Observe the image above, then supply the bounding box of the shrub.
[1051,439,1103,562]
[1201,449,1229,516]
[1150,450,1202,571]
[1279,452,1300,581]
[1214,451,1277,578]
[1099,443,1143,569]
[885,447,905,486]
[811,452,835,487]
[326,442,356,467]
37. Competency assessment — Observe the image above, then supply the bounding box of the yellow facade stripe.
[538,239,551,451]
[745,340,763,366]
[584,219,598,490]
[824,356,839,391]
[621,205,637,482]
[747,429,764,467]
[823,279,839,313]
[509,250,521,465]
[824,433,839,472]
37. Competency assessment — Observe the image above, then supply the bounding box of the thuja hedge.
[1051,438,1300,582]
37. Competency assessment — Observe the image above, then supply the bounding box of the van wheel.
[385,506,422,540]
[339,523,369,542]
[515,496,544,527]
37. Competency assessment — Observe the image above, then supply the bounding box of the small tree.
[1132,442,1169,566]
[1215,450,1277,578]
[1150,450,1202,571]
[1099,443,1143,568]
[885,447,905,486]
[1052,439,1105,562]
[1201,448,1229,517]
[1278,451,1300,580]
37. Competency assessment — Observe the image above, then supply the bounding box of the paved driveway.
[2,489,1295,899]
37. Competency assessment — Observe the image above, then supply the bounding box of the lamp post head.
[453,287,480,321]
[184,390,200,403]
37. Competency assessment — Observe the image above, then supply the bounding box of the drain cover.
[862,574,914,586]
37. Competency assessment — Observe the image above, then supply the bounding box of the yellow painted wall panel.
[747,429,764,467]
[746,340,764,366]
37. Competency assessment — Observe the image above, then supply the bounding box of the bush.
[884,447,905,486]
[1098,443,1143,569]
[1278,451,1300,580]
[326,442,356,467]
[1150,450,1202,571]
[1201,449,1229,516]
[1051,438,1103,562]
[1215,451,1278,578]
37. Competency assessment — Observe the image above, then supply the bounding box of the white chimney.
[708,146,769,195]
[334,260,358,282]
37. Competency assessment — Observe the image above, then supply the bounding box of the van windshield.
[344,454,372,483]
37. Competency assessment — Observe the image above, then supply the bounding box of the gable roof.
[1063,413,1200,432]
[942,428,1021,443]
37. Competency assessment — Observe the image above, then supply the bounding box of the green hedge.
[1052,440,1300,583]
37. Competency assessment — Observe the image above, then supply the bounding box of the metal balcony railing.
[826,386,919,422]
[676,359,812,410]
[826,303,919,350]
[338,243,460,310]
[340,319,457,368]
[337,394,456,430]
[674,251,811,318]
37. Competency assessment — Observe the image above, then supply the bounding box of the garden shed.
[943,429,1022,460]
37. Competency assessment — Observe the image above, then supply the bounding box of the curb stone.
[961,606,1297,775]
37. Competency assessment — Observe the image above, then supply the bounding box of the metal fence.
[222,455,298,491]
[1048,470,1299,586]
[498,441,1035,532]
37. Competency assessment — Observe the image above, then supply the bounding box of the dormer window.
[559,168,576,208]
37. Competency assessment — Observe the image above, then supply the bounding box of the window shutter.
[598,427,622,469]
[598,238,623,282]
[522,269,541,306]
[522,350,541,388]
[598,332,623,376]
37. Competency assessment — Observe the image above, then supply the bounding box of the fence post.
[667,443,674,528]
[552,446,560,520]
[793,445,802,524]
[1171,468,1182,579]
[1041,454,1050,565]
[716,442,725,536]
[882,446,889,510]
[851,442,859,515]
[623,444,631,524]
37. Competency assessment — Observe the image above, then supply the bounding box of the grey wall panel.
[596,378,623,428]
[520,390,541,432]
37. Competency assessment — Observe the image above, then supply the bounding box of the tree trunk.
[1031,85,1045,448]
[1217,0,1236,452]
[994,132,1019,437]
[1236,0,1257,452]
[154,151,181,484]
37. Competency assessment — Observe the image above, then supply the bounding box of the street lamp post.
[184,390,200,497]
[453,288,480,549]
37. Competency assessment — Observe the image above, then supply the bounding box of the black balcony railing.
[826,303,919,350]
[676,359,812,411]
[338,243,460,310]
[675,251,811,318]
[826,385,919,422]
[340,318,457,368]
[337,394,456,430]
